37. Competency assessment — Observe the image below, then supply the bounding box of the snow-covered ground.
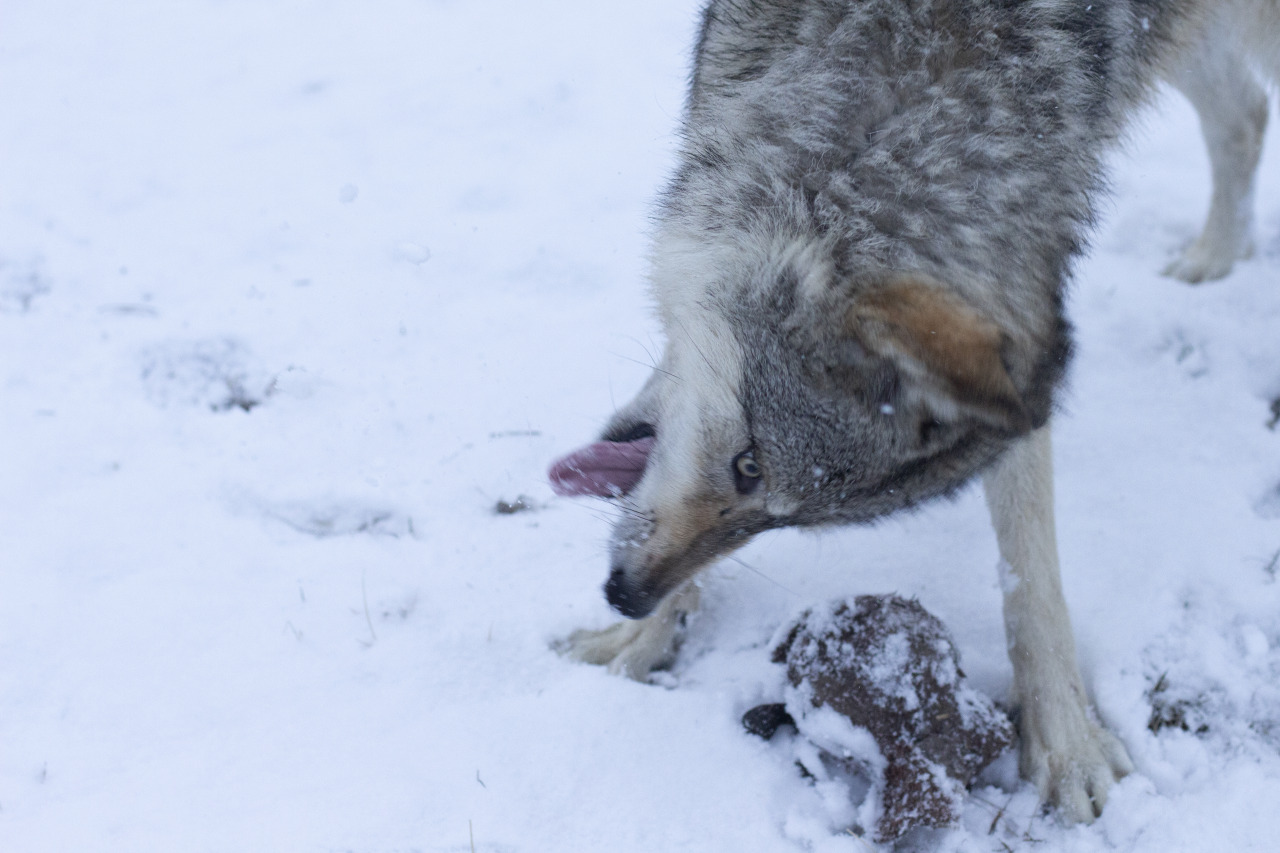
[3,2,1279,850]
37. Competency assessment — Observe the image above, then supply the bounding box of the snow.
[2,1,1279,850]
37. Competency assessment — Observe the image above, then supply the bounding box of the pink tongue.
[548,437,655,497]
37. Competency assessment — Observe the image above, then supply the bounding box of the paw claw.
[1019,707,1132,824]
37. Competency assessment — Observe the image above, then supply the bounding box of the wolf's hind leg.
[557,580,700,681]
[1163,30,1268,283]
[983,426,1133,823]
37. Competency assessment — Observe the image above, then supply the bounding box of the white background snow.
[3,1,1279,850]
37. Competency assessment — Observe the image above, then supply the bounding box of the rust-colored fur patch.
[850,276,1030,431]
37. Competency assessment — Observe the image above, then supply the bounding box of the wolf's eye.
[733,451,762,494]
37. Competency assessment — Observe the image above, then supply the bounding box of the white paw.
[556,582,700,681]
[556,617,681,681]
[1017,702,1134,823]
[1162,234,1252,284]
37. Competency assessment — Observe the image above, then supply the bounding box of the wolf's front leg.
[983,426,1133,823]
[557,580,700,681]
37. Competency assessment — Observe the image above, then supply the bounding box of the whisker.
[617,335,663,372]
[725,554,799,597]
[607,349,680,381]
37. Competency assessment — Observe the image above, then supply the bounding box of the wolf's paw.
[555,582,699,681]
[556,617,680,681]
[1018,703,1134,824]
[1162,234,1252,284]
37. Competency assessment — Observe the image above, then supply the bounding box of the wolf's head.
[552,245,1057,619]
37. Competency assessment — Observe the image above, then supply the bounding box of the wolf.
[549,0,1279,824]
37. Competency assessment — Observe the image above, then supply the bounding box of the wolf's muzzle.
[604,567,657,619]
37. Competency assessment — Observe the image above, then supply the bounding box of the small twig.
[476,770,486,789]
[360,570,377,647]
[1264,549,1279,582]
[968,791,1010,834]
[841,827,875,850]
[470,819,476,853]
[988,794,1014,835]
[1151,671,1169,696]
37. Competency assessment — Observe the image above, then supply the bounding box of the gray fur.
[600,0,1208,611]
[561,0,1278,823]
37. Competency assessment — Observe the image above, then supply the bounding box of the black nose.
[604,567,656,619]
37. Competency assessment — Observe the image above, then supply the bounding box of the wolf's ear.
[846,276,1032,434]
